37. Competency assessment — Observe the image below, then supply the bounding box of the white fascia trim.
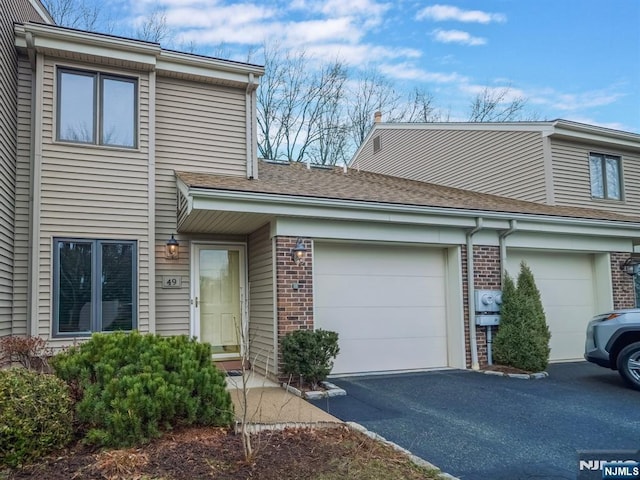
[368,121,555,133]
[186,188,640,238]
[15,24,265,83]
[549,121,640,152]
[349,123,379,167]
[15,24,160,65]
[158,50,264,80]
[28,0,55,24]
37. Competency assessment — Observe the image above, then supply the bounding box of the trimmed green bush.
[282,329,339,390]
[51,332,233,448]
[0,368,73,468]
[493,262,551,372]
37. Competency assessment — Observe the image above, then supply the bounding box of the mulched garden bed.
[4,425,441,480]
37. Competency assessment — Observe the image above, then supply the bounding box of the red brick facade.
[273,238,637,373]
[275,237,313,374]
[461,245,502,368]
[275,237,314,335]
[610,251,637,310]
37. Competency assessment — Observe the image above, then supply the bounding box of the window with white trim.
[57,68,137,148]
[53,239,137,336]
[589,153,622,200]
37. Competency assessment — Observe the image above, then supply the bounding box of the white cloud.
[417,4,506,24]
[284,17,363,44]
[460,84,527,102]
[163,4,276,29]
[303,43,421,67]
[432,29,486,46]
[317,0,391,19]
[525,85,626,111]
[378,62,467,83]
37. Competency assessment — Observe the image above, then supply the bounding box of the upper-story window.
[57,68,137,148]
[589,153,622,200]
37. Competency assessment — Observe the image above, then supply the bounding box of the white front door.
[192,244,246,359]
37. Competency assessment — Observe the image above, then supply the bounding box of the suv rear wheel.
[616,341,640,391]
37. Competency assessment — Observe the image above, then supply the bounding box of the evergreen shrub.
[493,262,551,372]
[282,329,339,390]
[0,369,73,467]
[52,332,233,448]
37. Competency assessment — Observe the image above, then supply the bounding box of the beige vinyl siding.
[0,0,46,335]
[12,56,33,335]
[154,76,248,336]
[248,224,276,377]
[37,58,151,343]
[354,129,548,203]
[155,77,247,176]
[551,138,640,217]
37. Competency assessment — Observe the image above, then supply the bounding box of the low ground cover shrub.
[282,329,339,390]
[52,332,233,448]
[0,368,73,467]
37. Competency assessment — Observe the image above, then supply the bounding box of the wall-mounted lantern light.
[166,234,179,260]
[291,237,307,265]
[620,255,640,276]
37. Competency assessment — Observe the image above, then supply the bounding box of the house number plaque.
[162,276,182,289]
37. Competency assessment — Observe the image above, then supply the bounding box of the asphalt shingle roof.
[177,161,639,223]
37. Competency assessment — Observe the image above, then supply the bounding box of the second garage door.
[507,250,596,361]
[314,243,448,375]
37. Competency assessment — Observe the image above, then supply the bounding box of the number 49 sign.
[162,276,182,289]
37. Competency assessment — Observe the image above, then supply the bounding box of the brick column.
[275,237,314,374]
[611,252,637,309]
[461,245,502,367]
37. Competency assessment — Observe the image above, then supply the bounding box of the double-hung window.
[53,239,137,336]
[589,153,622,200]
[57,68,137,148]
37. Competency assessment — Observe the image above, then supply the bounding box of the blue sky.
[106,0,639,132]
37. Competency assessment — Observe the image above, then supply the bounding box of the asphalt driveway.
[310,362,640,479]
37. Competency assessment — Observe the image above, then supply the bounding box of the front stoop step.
[282,381,347,400]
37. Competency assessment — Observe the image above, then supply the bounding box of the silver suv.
[585,309,640,390]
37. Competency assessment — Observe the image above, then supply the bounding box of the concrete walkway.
[226,372,340,425]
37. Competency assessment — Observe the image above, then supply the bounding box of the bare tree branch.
[136,8,171,44]
[42,0,105,31]
[468,86,528,122]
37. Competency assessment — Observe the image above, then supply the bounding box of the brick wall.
[461,245,502,367]
[610,252,637,309]
[275,237,313,375]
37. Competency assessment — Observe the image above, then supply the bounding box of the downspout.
[467,217,483,370]
[27,39,44,337]
[245,73,257,179]
[499,220,518,284]
[491,220,518,365]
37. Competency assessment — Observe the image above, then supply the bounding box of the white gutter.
[466,217,483,370]
[499,220,518,283]
[185,187,640,234]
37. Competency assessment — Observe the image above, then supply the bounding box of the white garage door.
[314,243,448,375]
[507,251,596,361]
